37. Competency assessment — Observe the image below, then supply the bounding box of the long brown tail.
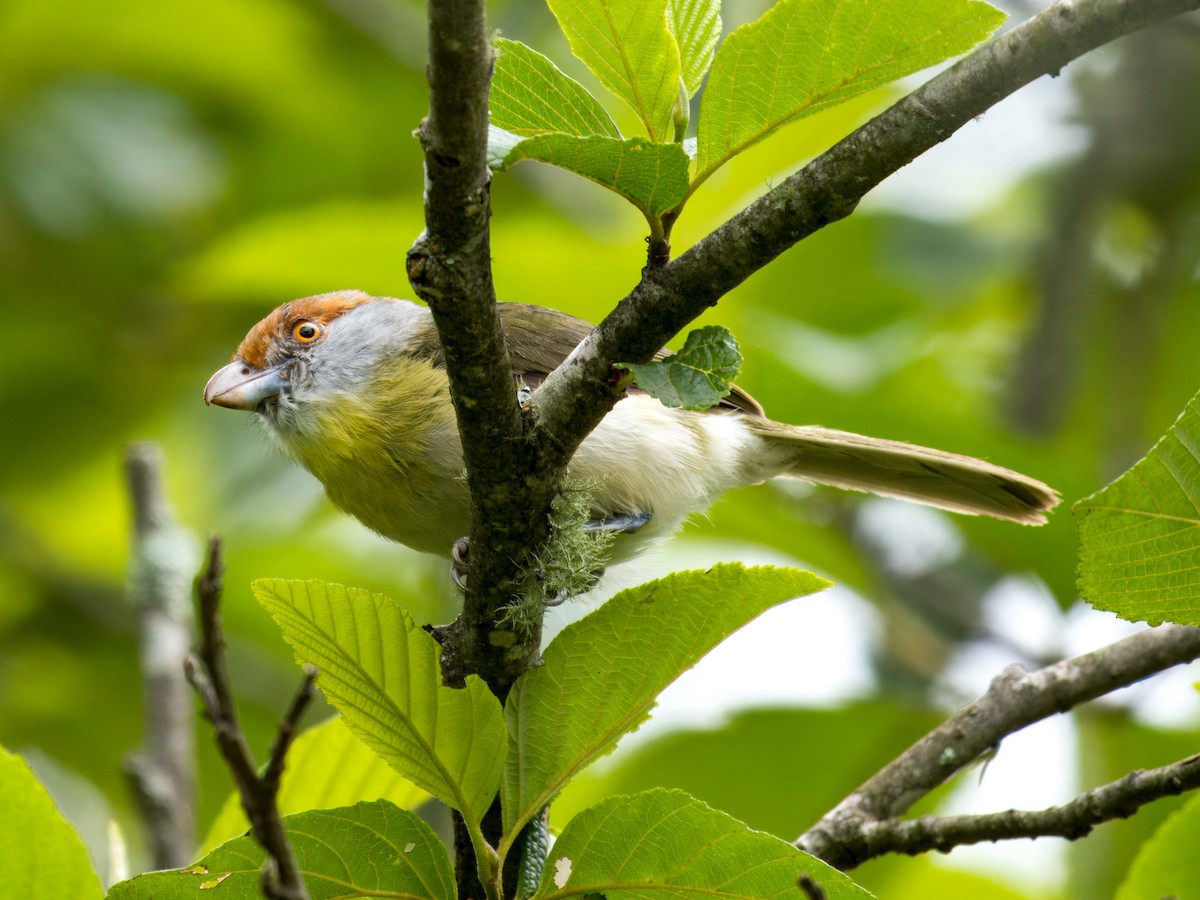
[748,420,1059,524]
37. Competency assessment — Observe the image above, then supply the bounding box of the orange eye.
[292,320,321,342]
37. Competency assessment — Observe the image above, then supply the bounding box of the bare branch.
[122,442,197,869]
[187,537,315,900]
[530,0,1200,474]
[839,752,1200,859]
[798,624,1200,868]
[264,665,319,791]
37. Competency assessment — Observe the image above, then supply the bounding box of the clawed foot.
[450,536,470,592]
[584,511,652,535]
[544,568,604,607]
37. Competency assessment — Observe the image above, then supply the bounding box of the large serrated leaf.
[1076,392,1200,626]
[490,128,690,217]
[538,789,871,900]
[253,579,505,823]
[548,0,682,141]
[492,39,620,138]
[501,564,829,840]
[619,324,743,409]
[109,800,453,900]
[695,0,1005,184]
[0,747,102,900]
[668,0,721,97]
[201,715,429,853]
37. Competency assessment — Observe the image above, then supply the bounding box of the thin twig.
[122,443,197,869]
[840,752,1200,858]
[186,536,315,900]
[798,624,1200,868]
[264,666,320,791]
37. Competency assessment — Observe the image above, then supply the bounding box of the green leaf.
[501,564,829,839]
[490,129,690,217]
[538,789,871,900]
[1076,391,1200,626]
[547,0,682,141]
[695,0,1006,184]
[110,800,453,900]
[492,39,621,138]
[201,715,429,853]
[668,0,721,97]
[253,579,505,824]
[0,746,102,900]
[1117,790,1200,900]
[619,324,743,409]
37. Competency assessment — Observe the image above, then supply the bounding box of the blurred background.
[2,0,1199,896]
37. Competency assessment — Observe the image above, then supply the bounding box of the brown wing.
[498,303,594,377]
[496,302,764,415]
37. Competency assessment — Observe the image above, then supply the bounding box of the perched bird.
[204,290,1058,568]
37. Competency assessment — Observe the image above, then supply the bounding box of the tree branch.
[185,537,316,900]
[798,623,1200,869]
[406,4,552,896]
[122,442,198,870]
[407,0,549,694]
[832,751,1200,860]
[529,0,1200,474]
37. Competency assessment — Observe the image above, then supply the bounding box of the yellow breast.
[276,359,471,556]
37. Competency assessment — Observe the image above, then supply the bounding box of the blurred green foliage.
[2,0,1199,896]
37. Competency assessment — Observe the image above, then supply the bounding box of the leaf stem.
[466,815,503,900]
[644,210,670,267]
[672,77,689,144]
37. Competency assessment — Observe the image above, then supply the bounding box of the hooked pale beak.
[204,361,289,410]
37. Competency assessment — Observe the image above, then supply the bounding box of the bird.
[204,290,1059,572]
